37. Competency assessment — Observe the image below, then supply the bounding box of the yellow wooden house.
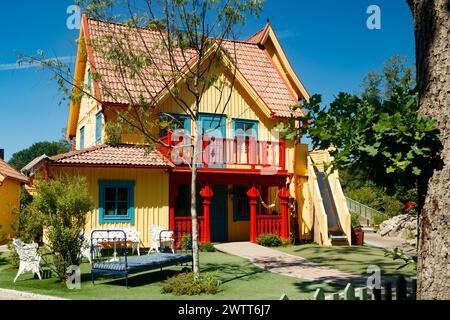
[26,15,351,247]
[0,151,29,242]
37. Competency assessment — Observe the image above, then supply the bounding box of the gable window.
[95,111,102,144]
[99,180,135,224]
[79,126,85,150]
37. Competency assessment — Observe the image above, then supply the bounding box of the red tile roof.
[49,145,174,168]
[85,18,299,118]
[0,159,29,184]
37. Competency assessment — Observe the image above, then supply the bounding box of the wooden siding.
[76,61,103,150]
[0,179,21,240]
[48,166,169,247]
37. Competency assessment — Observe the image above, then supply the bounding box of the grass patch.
[277,244,416,277]
[0,251,342,300]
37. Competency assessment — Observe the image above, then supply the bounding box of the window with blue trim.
[99,181,135,224]
[95,111,102,144]
[79,126,85,149]
[233,119,258,140]
[160,113,191,137]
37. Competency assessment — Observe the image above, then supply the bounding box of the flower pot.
[351,228,364,246]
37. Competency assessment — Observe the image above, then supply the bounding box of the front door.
[210,185,228,242]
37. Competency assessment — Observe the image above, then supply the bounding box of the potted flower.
[351,213,364,246]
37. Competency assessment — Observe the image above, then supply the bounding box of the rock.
[379,214,418,239]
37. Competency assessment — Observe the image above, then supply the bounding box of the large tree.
[407,0,450,299]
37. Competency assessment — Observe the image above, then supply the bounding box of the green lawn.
[277,244,416,277]
[0,251,342,300]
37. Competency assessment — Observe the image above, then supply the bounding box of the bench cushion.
[92,253,192,273]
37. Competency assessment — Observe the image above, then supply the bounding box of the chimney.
[0,149,4,161]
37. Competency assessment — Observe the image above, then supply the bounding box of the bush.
[257,234,282,247]
[199,242,215,252]
[15,176,94,281]
[373,212,389,230]
[381,195,404,218]
[161,272,220,296]
[351,212,362,229]
[181,235,192,250]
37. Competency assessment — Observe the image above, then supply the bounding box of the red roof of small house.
[0,158,29,184]
[84,18,300,118]
[48,144,175,168]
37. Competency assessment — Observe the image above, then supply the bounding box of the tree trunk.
[408,0,450,299]
[191,119,200,277]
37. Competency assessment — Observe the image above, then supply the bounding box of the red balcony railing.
[256,215,282,237]
[174,216,206,244]
[159,131,286,171]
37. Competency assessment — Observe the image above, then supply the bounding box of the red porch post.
[169,183,178,231]
[278,186,290,239]
[200,184,214,243]
[247,185,260,243]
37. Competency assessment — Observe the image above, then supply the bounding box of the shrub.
[373,212,389,230]
[381,195,404,218]
[181,235,192,250]
[351,212,362,229]
[257,234,282,247]
[15,176,94,281]
[199,242,215,252]
[161,272,220,296]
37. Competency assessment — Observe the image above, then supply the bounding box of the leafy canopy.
[279,56,440,190]
[8,141,69,171]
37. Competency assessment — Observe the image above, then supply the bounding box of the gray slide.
[315,172,348,245]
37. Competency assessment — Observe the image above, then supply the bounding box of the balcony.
[159,131,286,173]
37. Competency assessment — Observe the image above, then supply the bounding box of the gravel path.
[215,242,366,286]
[0,288,67,300]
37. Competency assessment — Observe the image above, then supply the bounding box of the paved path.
[0,288,67,300]
[215,242,366,286]
[363,229,405,249]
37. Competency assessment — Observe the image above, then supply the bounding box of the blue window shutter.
[79,127,85,149]
[95,112,102,144]
[98,180,135,225]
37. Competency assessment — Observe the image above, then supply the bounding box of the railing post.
[278,186,290,239]
[200,184,214,244]
[247,185,260,243]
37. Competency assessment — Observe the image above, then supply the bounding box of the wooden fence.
[280,276,417,300]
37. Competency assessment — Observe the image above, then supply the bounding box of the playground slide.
[315,172,347,243]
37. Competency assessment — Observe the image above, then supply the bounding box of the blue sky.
[0,0,415,161]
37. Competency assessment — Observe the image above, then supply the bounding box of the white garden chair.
[12,239,42,283]
[148,225,174,254]
[123,228,140,256]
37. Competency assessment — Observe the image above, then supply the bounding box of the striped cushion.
[92,253,192,272]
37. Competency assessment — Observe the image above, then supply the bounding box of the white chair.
[123,228,141,256]
[148,226,175,254]
[13,239,42,283]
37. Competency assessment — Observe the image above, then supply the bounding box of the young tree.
[407,0,450,299]
[24,0,264,277]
